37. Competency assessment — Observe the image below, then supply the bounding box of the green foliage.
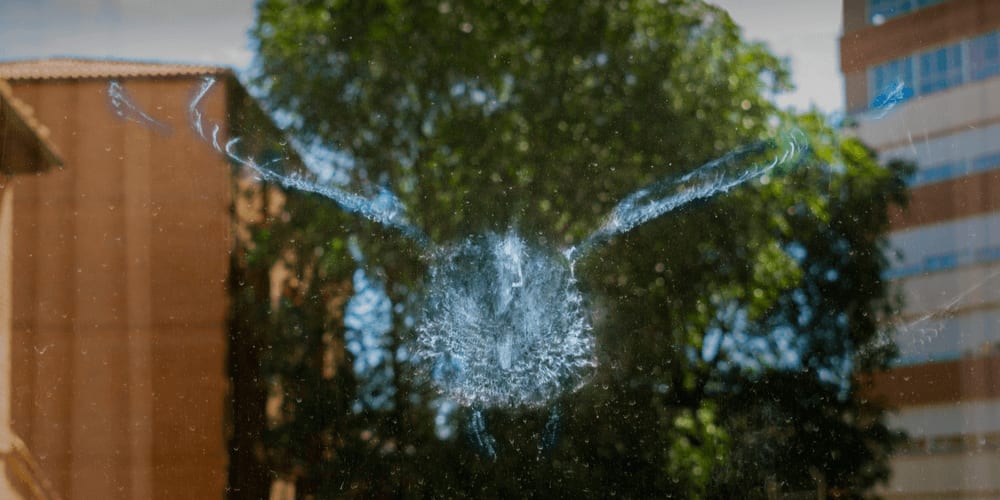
[226,0,911,497]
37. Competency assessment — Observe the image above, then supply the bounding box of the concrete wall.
[889,399,1000,437]
[881,451,1000,498]
[7,77,232,499]
[895,263,1000,317]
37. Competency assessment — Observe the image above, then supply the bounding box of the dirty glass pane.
[0,1,998,499]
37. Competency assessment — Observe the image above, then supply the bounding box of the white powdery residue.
[493,232,525,313]
[185,77,430,247]
[468,409,497,458]
[572,130,805,261]
[867,80,913,120]
[414,232,596,409]
[107,80,171,133]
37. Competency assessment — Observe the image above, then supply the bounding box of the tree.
[230,0,910,497]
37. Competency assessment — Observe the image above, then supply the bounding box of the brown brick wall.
[9,77,231,499]
[844,70,869,114]
[843,0,869,35]
[889,169,1000,231]
[841,0,1000,74]
[866,353,1000,407]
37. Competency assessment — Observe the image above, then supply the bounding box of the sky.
[711,0,844,114]
[0,0,843,114]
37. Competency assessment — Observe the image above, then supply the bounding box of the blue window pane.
[924,253,958,272]
[918,44,963,94]
[910,161,966,186]
[869,0,942,24]
[970,32,1000,81]
[883,265,922,280]
[869,0,911,23]
[976,246,1000,263]
[971,151,1000,173]
[869,57,913,109]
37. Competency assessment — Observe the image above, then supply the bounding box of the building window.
[918,44,963,94]
[868,0,944,25]
[865,30,1000,111]
[869,57,913,108]
[971,151,1000,173]
[869,0,913,25]
[969,31,1000,81]
[910,161,966,186]
[924,253,959,272]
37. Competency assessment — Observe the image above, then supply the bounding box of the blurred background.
[0,0,997,498]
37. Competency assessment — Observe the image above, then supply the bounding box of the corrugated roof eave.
[0,79,62,172]
[0,57,232,82]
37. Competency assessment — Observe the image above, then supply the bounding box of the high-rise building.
[841,0,1000,497]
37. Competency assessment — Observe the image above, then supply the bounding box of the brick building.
[842,0,1000,497]
[1,78,63,499]
[0,58,283,499]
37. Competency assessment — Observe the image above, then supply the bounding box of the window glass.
[869,0,943,24]
[969,31,1000,80]
[869,0,914,24]
[867,34,1000,110]
[870,57,914,107]
[881,123,1000,185]
[4,1,1000,499]
[909,161,966,186]
[918,44,963,94]
[971,151,1000,173]
[888,212,1000,278]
